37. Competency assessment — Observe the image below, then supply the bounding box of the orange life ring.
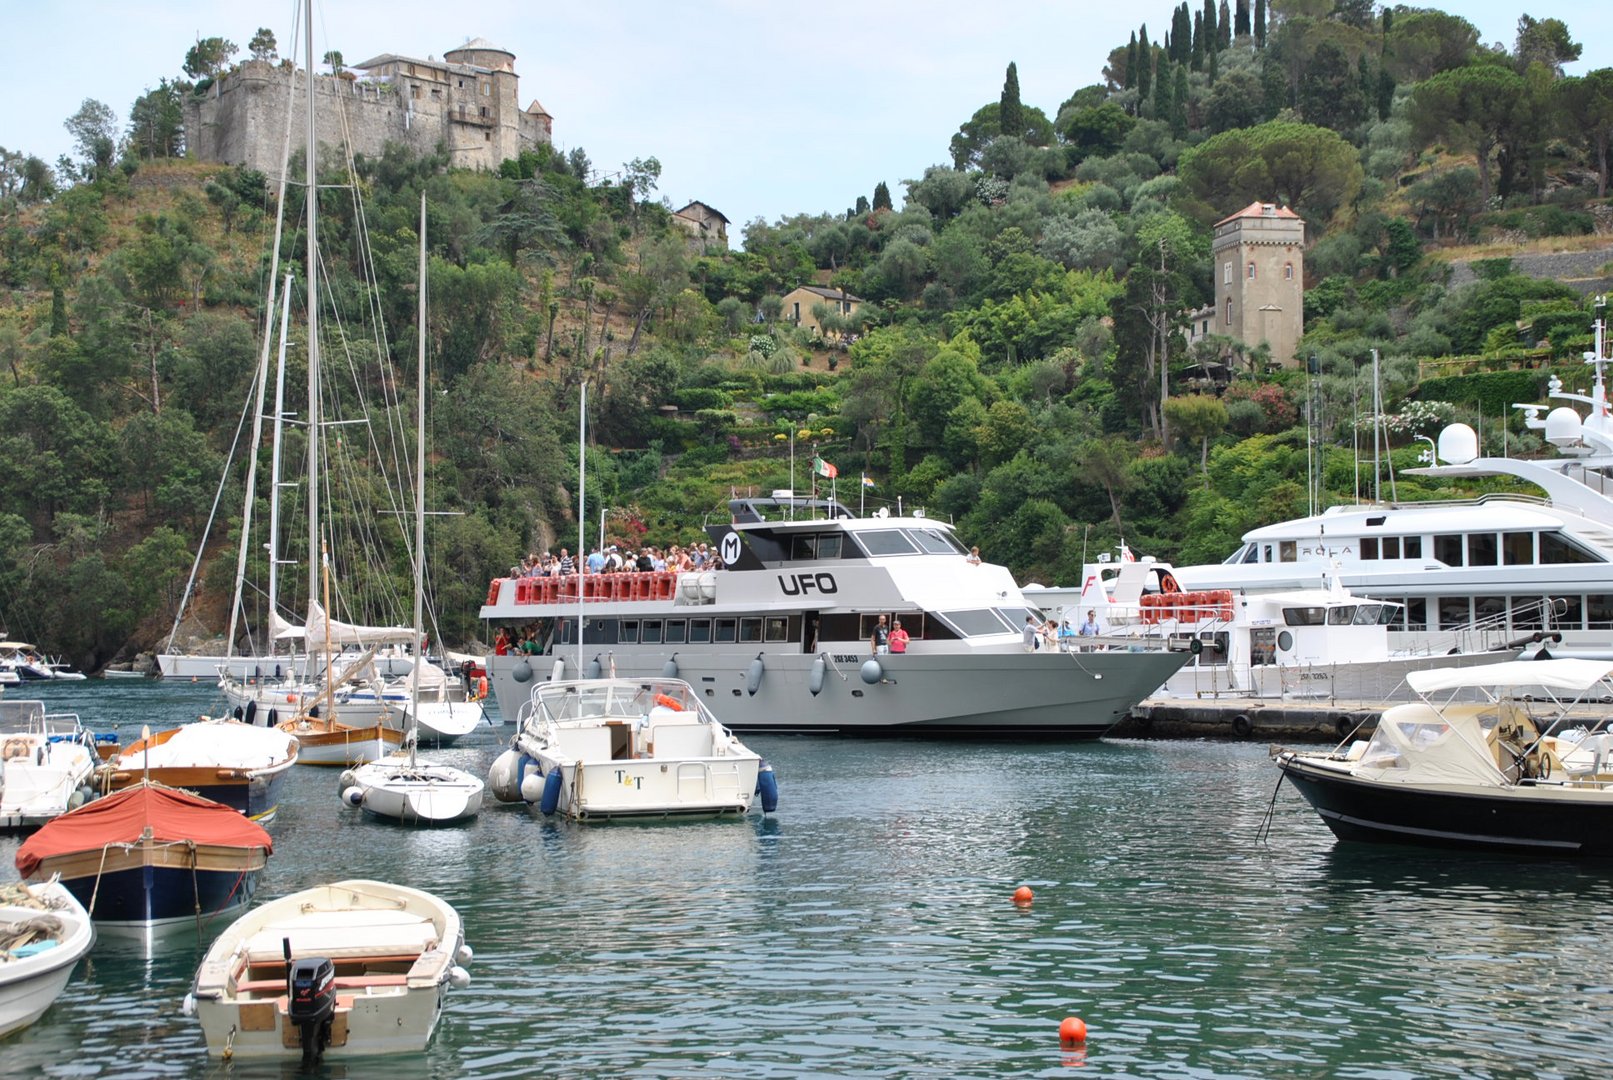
[475,675,489,700]
[1160,572,1181,594]
[653,693,685,711]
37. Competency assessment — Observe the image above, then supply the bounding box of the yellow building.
[781,285,864,338]
[1211,201,1305,368]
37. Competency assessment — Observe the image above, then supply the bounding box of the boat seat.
[553,726,614,762]
[243,911,438,962]
[648,722,713,758]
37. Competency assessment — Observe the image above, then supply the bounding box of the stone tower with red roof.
[1211,202,1305,368]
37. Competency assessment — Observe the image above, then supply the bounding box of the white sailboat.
[338,195,484,825]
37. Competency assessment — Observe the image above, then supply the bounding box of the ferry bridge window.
[1403,536,1422,558]
[1467,533,1498,566]
[1327,606,1357,625]
[997,606,1045,630]
[1279,541,1296,562]
[1588,595,1613,631]
[1404,598,1427,631]
[739,618,764,643]
[1502,532,1534,565]
[619,620,639,644]
[664,620,687,644]
[1438,596,1471,630]
[1262,544,1274,562]
[689,619,712,644]
[714,618,737,643]
[764,617,789,643]
[1353,605,1383,625]
[1235,544,1259,564]
[1557,595,1584,630]
[641,620,663,645]
[1377,604,1399,625]
[1433,535,1463,566]
[1382,537,1401,558]
[936,609,1016,637]
[790,533,843,560]
[909,528,965,555]
[855,530,919,556]
[1361,538,1378,560]
[1283,607,1326,626]
[1540,532,1601,564]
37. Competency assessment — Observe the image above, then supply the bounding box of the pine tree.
[1235,0,1250,38]
[1000,62,1024,140]
[873,182,892,211]
[1126,33,1138,89]
[1253,0,1266,47]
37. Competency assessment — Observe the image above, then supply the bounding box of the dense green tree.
[1559,69,1613,197]
[1383,9,1478,82]
[247,28,278,62]
[1178,119,1362,222]
[1409,64,1526,205]
[1077,435,1137,532]
[1000,63,1024,141]
[128,80,185,159]
[1235,0,1250,38]
[1137,26,1154,101]
[872,181,893,212]
[1514,15,1580,76]
[1204,69,1265,132]
[62,98,118,181]
[1162,394,1229,482]
[1059,103,1136,162]
[1299,41,1367,131]
[1170,65,1190,138]
[183,37,237,80]
[0,385,115,527]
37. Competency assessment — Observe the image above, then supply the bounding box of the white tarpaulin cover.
[1407,658,1613,695]
[1351,702,1507,787]
[118,719,297,770]
[301,600,414,649]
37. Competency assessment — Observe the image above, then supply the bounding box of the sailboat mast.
[266,275,293,663]
[304,0,321,612]
[411,195,428,762]
[223,274,284,663]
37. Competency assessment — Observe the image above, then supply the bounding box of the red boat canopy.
[15,782,273,878]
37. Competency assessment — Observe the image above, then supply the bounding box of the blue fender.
[539,769,564,815]
[755,762,779,813]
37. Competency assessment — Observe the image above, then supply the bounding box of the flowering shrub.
[1221,381,1297,434]
[1354,400,1455,438]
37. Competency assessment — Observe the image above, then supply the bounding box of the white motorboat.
[1274,659,1613,856]
[488,677,777,820]
[0,879,95,1038]
[1175,309,1613,657]
[186,878,471,1063]
[0,642,84,682]
[1029,555,1520,713]
[0,701,105,830]
[334,196,484,827]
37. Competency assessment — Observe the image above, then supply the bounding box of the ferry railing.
[1435,597,1567,657]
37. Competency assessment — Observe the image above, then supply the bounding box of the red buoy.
[1012,886,1034,906]
[1059,1016,1088,1045]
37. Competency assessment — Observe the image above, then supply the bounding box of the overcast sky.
[5,1,1609,242]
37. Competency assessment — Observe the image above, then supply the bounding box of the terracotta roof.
[448,37,513,56]
[527,99,551,117]
[674,201,730,225]
[1214,201,1302,227]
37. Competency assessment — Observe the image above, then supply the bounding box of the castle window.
[1247,261,1256,280]
[480,106,488,117]
[457,79,464,88]
[1223,262,1232,284]
[410,85,420,100]
[485,133,491,142]
[1284,262,1294,280]
[1224,299,1232,325]
[482,82,491,96]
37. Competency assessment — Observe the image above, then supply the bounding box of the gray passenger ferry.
[478,496,1187,737]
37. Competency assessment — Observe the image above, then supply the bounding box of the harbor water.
[5,679,1613,1078]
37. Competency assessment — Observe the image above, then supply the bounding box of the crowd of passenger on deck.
[509,542,724,580]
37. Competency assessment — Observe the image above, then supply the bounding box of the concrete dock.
[1116,697,1381,741]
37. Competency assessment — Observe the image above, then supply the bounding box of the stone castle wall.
[186,59,548,177]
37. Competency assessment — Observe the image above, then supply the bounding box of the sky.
[4,1,1610,245]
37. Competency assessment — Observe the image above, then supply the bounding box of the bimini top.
[1407,658,1613,695]
[16,782,272,877]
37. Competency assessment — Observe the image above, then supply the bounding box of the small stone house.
[781,285,864,338]
[672,201,730,251]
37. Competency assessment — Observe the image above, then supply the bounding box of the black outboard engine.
[286,945,336,1067]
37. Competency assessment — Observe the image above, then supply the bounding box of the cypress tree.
[1254,0,1266,47]
[1235,0,1250,38]
[1204,0,1217,51]
[872,182,892,211]
[1175,3,1192,63]
[1192,11,1204,71]
[1153,55,1171,121]
[1136,26,1153,102]
[1218,1,1232,49]
[50,285,67,337]
[1000,61,1024,139]
[1208,39,1219,80]
[1126,33,1138,89]
[1171,64,1190,137]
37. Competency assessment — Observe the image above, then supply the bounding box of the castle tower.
[1211,202,1305,368]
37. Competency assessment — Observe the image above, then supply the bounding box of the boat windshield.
[908,528,967,555]
[854,530,919,556]
[934,609,1016,637]
[1283,607,1327,626]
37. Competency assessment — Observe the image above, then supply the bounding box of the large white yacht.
[479,496,1189,737]
[1175,313,1613,655]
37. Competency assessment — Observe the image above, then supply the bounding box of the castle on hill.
[185,38,552,175]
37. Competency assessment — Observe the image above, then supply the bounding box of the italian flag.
[813,456,838,479]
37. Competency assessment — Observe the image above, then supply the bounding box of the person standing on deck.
[870,614,890,655]
[889,619,910,654]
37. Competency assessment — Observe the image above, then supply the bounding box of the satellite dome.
[1544,407,1584,447]
[1436,423,1478,465]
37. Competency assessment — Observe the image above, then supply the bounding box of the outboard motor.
[285,939,336,1067]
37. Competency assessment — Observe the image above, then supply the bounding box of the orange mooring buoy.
[1059,1016,1088,1045]
[1012,886,1034,906]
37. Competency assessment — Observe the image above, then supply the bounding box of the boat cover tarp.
[15,783,272,877]
[1408,658,1613,695]
[1351,702,1506,786]
[117,720,296,770]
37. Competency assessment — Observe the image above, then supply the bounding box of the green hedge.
[1415,370,1545,416]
